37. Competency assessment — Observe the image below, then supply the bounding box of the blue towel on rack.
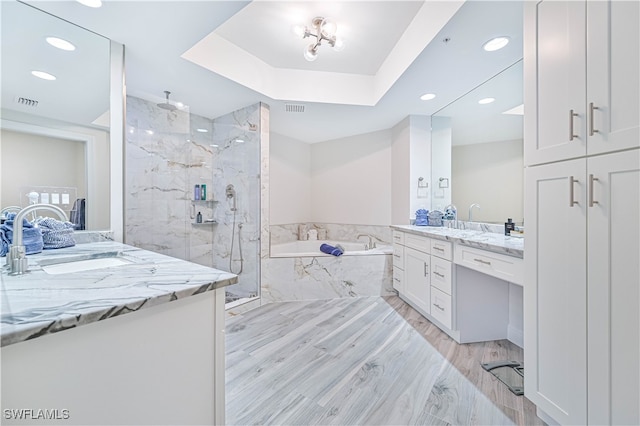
[0,213,43,257]
[320,243,343,256]
[34,217,76,249]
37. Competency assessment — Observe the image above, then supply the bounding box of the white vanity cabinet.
[524,0,639,167]
[524,1,640,424]
[392,231,405,293]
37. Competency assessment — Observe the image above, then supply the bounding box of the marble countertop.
[390,225,524,258]
[0,242,238,347]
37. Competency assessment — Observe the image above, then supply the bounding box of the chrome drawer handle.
[424,262,429,277]
[393,254,401,258]
[434,246,445,252]
[570,176,579,207]
[434,272,445,278]
[569,109,579,140]
[393,278,400,282]
[433,303,445,311]
[473,258,491,266]
[589,102,599,136]
[589,174,599,207]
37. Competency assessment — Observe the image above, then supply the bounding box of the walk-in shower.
[125,96,262,310]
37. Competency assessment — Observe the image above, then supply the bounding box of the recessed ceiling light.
[145,130,154,135]
[234,139,245,143]
[46,37,76,51]
[420,93,436,101]
[483,36,510,52]
[478,97,495,105]
[31,70,56,81]
[196,128,208,133]
[76,0,102,8]
[176,102,185,108]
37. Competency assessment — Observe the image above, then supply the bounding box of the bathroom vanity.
[391,225,524,346]
[1,241,237,425]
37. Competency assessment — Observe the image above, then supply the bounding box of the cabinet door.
[524,0,586,166]
[587,0,640,156]
[524,158,587,425]
[403,247,431,314]
[587,150,640,425]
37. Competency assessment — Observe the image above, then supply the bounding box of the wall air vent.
[285,103,305,113]
[15,96,39,107]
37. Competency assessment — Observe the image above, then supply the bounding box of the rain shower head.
[157,90,177,111]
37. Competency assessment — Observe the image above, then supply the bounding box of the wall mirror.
[0,0,122,235]
[431,59,523,225]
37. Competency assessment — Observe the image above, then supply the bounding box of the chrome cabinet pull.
[433,303,445,311]
[393,277,400,282]
[434,246,445,252]
[473,258,491,266]
[570,109,579,140]
[589,174,599,207]
[424,262,428,277]
[570,176,579,207]
[434,271,445,278]
[589,102,599,136]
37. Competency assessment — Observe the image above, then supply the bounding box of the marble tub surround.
[392,224,524,258]
[262,254,394,304]
[72,230,114,244]
[0,241,237,346]
[270,223,392,247]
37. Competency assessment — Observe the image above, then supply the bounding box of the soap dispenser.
[505,218,515,236]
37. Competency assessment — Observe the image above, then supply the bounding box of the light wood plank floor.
[226,296,544,426]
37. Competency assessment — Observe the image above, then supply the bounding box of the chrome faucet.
[444,204,458,229]
[356,234,375,250]
[6,204,68,275]
[1,206,21,220]
[469,203,481,222]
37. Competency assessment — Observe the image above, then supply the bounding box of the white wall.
[409,116,431,217]
[452,138,524,223]
[1,129,85,214]
[391,117,411,224]
[269,132,311,225]
[310,129,392,225]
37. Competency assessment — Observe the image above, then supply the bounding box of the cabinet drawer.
[431,256,452,295]
[392,244,404,269]
[392,231,405,245]
[431,239,453,261]
[454,244,524,285]
[392,266,404,292]
[430,287,452,329]
[404,233,431,253]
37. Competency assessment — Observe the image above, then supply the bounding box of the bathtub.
[263,239,395,303]
[270,240,392,258]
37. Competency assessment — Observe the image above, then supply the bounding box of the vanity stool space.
[391,225,524,346]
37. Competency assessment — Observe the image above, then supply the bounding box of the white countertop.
[390,225,524,258]
[1,242,238,347]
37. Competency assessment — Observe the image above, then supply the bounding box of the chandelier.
[293,17,344,62]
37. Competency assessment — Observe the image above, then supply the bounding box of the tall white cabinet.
[524,1,640,425]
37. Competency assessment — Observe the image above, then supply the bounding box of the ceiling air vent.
[15,96,39,108]
[285,103,305,113]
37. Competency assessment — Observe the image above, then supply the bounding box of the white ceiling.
[3,0,524,144]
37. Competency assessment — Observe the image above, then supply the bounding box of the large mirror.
[0,0,115,232]
[431,59,523,225]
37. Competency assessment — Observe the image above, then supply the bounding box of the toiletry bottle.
[201,184,206,201]
[194,184,200,201]
[196,211,202,223]
[505,218,515,235]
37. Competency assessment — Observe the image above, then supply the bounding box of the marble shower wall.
[125,96,263,299]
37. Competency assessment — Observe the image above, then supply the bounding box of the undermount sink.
[39,252,133,275]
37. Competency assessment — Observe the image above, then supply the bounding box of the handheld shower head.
[226,184,237,211]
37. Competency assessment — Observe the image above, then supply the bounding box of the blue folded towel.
[34,217,76,249]
[415,209,429,226]
[320,243,343,256]
[0,213,44,257]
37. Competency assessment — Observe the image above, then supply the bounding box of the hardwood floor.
[226,296,544,425]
